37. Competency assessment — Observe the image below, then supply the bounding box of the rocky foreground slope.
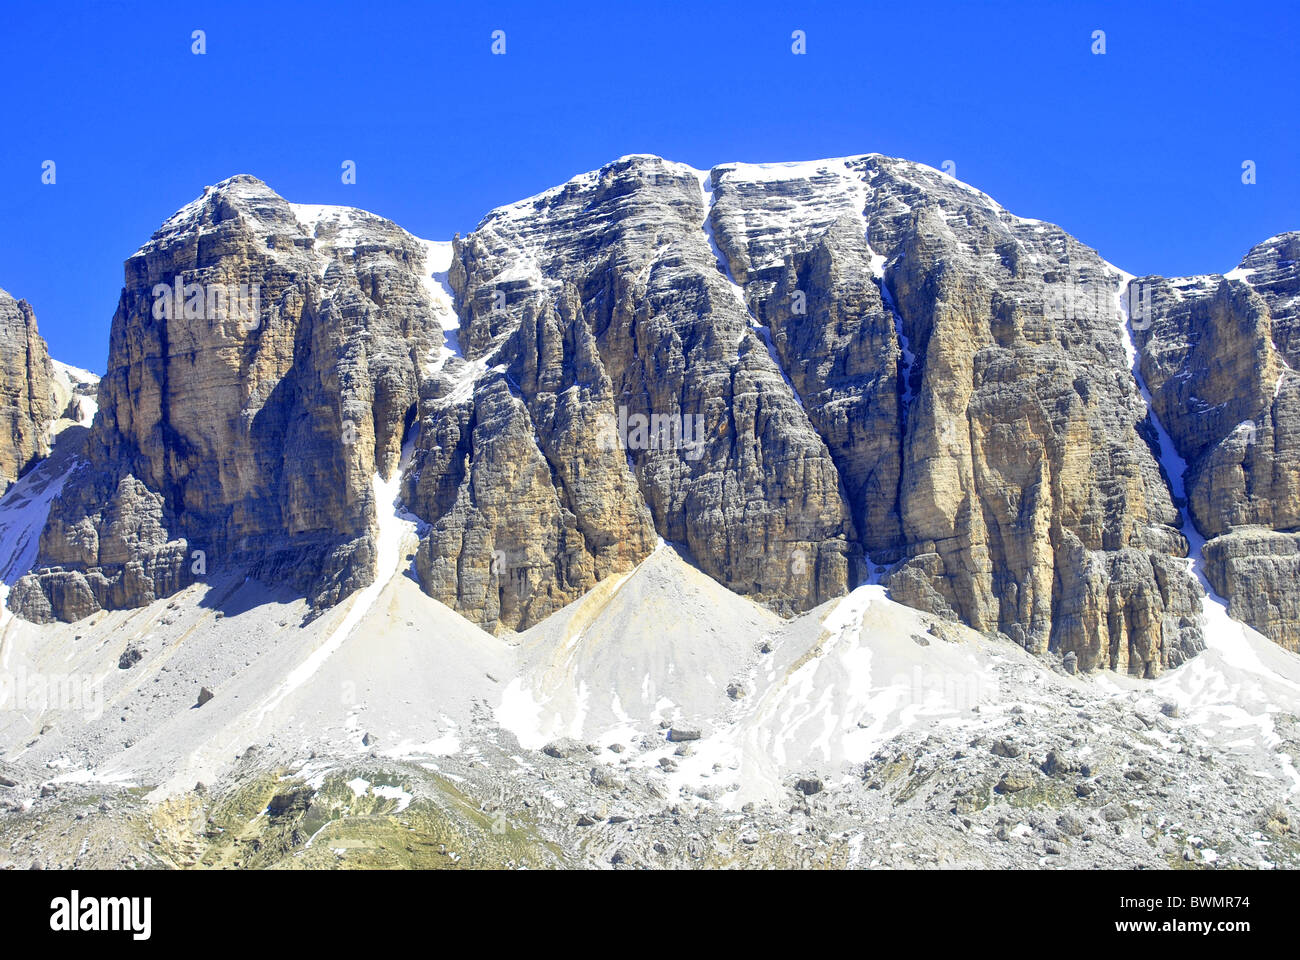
[0,536,1296,870]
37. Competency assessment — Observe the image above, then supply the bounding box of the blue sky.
[2,0,1296,372]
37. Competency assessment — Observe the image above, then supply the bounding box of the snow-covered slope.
[46,360,98,443]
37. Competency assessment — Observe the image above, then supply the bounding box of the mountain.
[12,176,444,622]
[14,156,1292,676]
[1,155,1298,869]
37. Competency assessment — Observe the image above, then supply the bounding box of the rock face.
[703,157,1200,674]
[0,288,58,491]
[407,154,1204,664]
[1132,233,1300,649]
[1202,528,1300,649]
[13,175,443,622]
[409,157,852,632]
[7,158,1293,676]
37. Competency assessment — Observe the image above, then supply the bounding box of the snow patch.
[253,448,417,725]
[407,235,462,376]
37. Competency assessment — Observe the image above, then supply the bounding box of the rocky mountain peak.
[138,175,295,254]
[12,175,444,623]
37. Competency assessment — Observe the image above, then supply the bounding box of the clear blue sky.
[2,0,1296,372]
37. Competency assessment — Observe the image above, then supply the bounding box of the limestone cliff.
[0,288,58,492]
[704,157,1200,674]
[1132,233,1300,650]
[13,176,443,622]
[410,157,852,633]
